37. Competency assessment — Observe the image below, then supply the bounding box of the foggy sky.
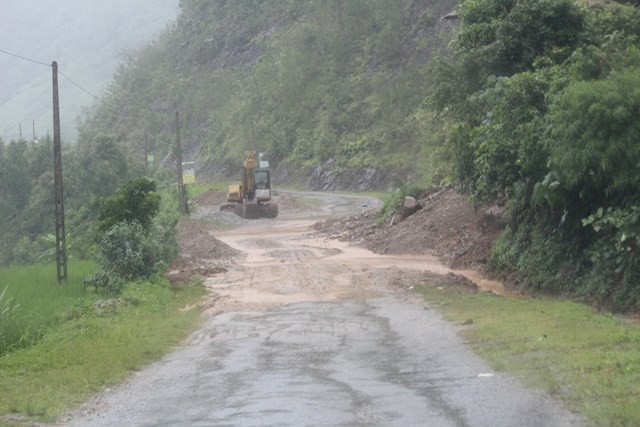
[0,0,179,143]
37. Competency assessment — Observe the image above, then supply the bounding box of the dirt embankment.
[168,189,322,285]
[314,187,504,270]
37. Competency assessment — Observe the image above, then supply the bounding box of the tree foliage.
[0,138,54,264]
[435,0,640,310]
[97,177,160,232]
[88,178,175,294]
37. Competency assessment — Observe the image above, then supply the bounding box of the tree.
[545,68,640,212]
[456,0,584,78]
[88,177,174,294]
[74,133,130,200]
[97,177,160,232]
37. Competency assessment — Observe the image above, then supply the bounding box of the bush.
[0,285,21,353]
[86,217,178,295]
[581,206,640,311]
[97,177,160,232]
[378,183,424,224]
[11,236,43,265]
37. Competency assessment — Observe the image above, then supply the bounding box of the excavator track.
[220,202,278,219]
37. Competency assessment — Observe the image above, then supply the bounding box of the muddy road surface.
[66,192,582,426]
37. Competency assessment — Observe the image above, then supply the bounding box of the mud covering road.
[65,192,582,426]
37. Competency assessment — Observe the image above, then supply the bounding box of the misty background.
[0,0,179,144]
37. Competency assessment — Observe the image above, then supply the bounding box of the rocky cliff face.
[308,161,393,192]
[274,159,410,192]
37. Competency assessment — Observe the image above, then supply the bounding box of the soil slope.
[314,187,503,269]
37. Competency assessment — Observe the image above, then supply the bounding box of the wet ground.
[65,192,582,426]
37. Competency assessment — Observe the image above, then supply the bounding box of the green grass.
[417,284,640,426]
[0,261,97,354]
[158,181,230,215]
[0,278,206,423]
[186,182,230,196]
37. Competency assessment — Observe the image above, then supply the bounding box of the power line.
[58,70,101,101]
[0,48,50,67]
[1,46,176,151]
[1,47,100,100]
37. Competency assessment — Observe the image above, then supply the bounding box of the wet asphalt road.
[66,192,582,426]
[67,297,581,426]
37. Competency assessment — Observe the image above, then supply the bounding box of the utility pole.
[175,111,189,215]
[144,131,149,172]
[52,61,67,283]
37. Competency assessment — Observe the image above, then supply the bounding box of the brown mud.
[171,188,513,316]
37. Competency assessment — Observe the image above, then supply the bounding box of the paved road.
[66,192,582,426]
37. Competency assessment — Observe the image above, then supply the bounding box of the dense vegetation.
[0,133,172,266]
[434,0,640,310]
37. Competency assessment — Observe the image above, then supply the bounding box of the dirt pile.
[170,189,319,285]
[167,218,241,285]
[192,188,228,206]
[314,187,504,269]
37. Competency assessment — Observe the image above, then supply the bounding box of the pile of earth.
[314,187,504,269]
[167,217,241,285]
[168,188,320,285]
[167,190,242,284]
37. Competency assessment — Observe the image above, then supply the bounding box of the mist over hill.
[0,0,179,143]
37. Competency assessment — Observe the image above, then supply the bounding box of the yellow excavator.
[220,150,278,219]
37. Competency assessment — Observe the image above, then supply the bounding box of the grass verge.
[0,278,206,424]
[0,261,97,354]
[416,284,640,426]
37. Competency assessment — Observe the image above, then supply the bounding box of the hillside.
[77,0,458,189]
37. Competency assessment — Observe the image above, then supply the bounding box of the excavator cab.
[254,169,271,200]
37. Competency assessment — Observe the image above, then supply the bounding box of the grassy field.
[417,283,640,426]
[0,261,97,354]
[0,277,205,424]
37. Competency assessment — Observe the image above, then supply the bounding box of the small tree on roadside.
[87,177,177,294]
[97,177,160,232]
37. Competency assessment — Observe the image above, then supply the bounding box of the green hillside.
[77,0,458,189]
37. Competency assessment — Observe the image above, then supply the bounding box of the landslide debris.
[169,188,321,285]
[170,186,501,286]
[167,190,242,285]
[167,215,241,285]
[314,187,504,269]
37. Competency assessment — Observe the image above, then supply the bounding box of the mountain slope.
[78,0,458,189]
